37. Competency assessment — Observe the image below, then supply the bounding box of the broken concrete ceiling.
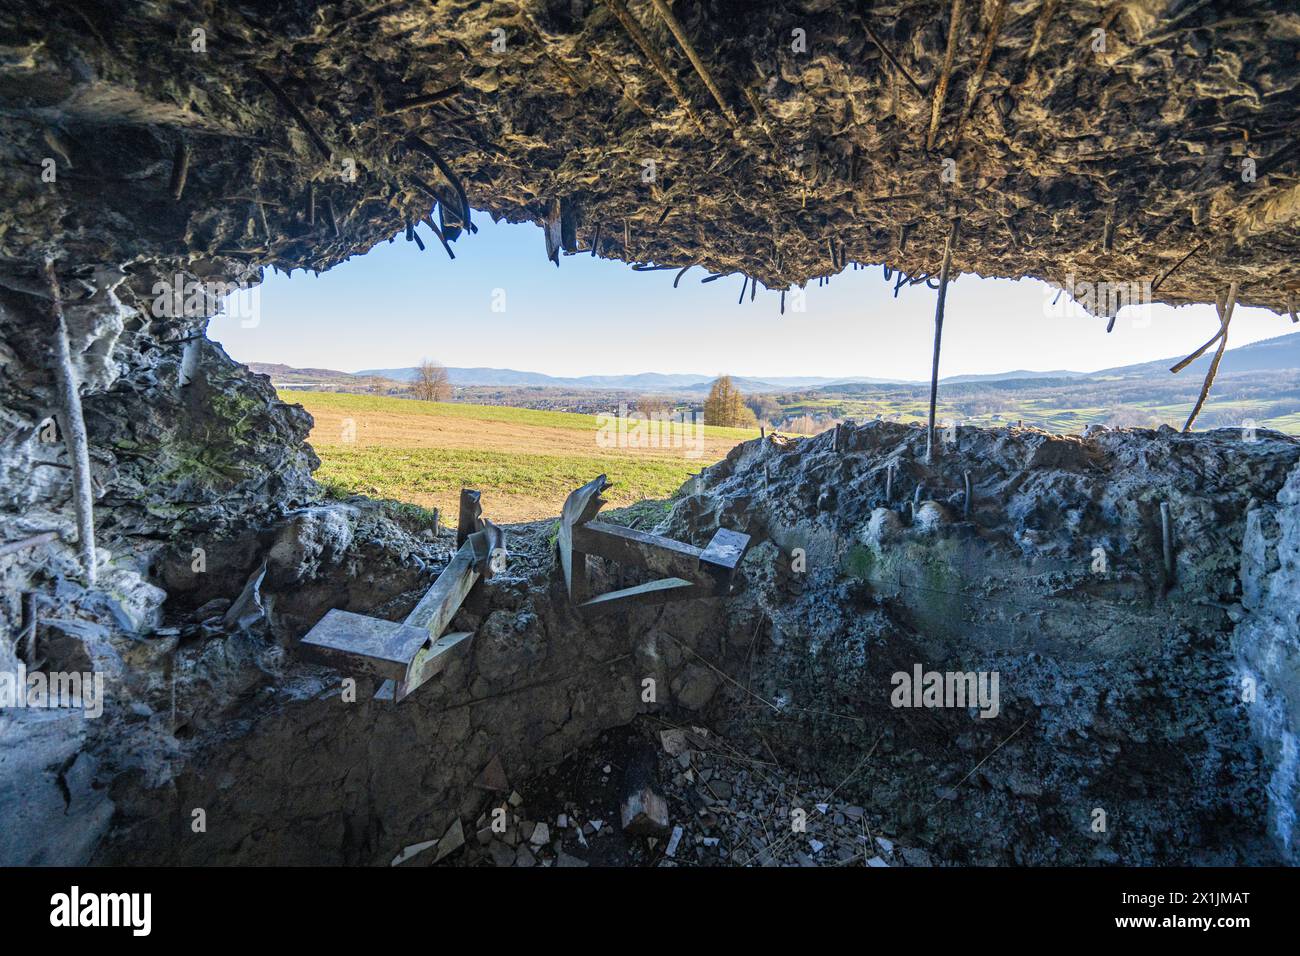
[1,0,1298,314]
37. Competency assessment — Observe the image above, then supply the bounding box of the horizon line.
[243,322,1296,385]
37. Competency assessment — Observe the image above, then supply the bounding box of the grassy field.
[285,390,758,522]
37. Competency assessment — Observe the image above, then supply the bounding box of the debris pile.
[449,720,938,868]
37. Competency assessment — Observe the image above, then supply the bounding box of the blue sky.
[210,212,1290,382]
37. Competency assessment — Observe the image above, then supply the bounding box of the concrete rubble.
[445,720,935,868]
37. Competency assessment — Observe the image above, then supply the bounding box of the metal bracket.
[299,488,505,702]
[556,475,751,617]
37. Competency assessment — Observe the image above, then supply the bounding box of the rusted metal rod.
[169,139,190,201]
[1151,241,1205,293]
[605,0,708,133]
[1026,0,1059,60]
[951,0,1007,150]
[324,197,340,237]
[382,85,462,115]
[861,18,925,97]
[254,68,332,160]
[927,0,965,151]
[1160,501,1175,583]
[647,0,739,128]
[1182,281,1239,432]
[405,136,472,232]
[925,219,961,462]
[423,213,455,259]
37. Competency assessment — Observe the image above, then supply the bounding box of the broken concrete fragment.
[665,825,684,857]
[621,742,671,837]
[660,727,689,756]
[670,664,719,710]
[529,822,550,846]
[900,847,934,867]
[622,790,670,837]
[433,818,465,862]
[222,561,267,632]
[864,508,905,548]
[390,838,438,866]
[192,597,232,621]
[913,501,954,532]
[474,754,509,792]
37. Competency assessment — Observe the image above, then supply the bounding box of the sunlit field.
[285,390,758,522]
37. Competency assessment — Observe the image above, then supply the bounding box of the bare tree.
[412,358,452,402]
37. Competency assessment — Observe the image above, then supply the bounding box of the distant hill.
[260,329,1300,395]
[1092,328,1300,380]
[815,330,1300,395]
[248,362,364,385]
[942,368,1086,384]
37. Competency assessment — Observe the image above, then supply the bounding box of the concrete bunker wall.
[1234,461,1300,860]
[661,421,1300,864]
